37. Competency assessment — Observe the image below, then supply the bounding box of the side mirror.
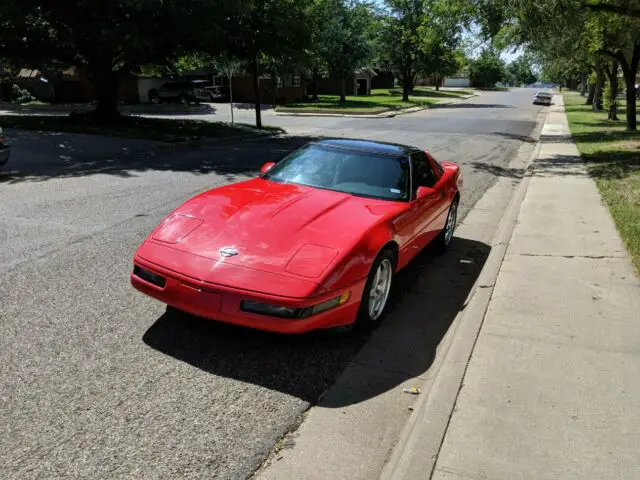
[260,162,276,174]
[416,186,436,200]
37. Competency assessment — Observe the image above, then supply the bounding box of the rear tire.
[356,248,396,331]
[149,91,161,104]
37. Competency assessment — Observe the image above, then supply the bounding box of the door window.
[411,151,438,196]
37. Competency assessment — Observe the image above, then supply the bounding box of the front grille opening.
[134,265,166,288]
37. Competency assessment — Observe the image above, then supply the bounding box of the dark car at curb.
[0,127,10,168]
[148,80,212,105]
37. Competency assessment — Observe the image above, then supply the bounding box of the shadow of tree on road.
[469,161,524,179]
[0,130,316,184]
[492,131,537,143]
[429,103,514,110]
[143,237,489,407]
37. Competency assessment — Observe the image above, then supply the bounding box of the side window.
[428,153,444,176]
[411,151,438,194]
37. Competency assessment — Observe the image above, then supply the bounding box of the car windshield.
[264,144,410,201]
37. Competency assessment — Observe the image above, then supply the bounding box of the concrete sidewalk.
[422,96,640,478]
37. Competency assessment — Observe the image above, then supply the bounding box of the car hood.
[146,178,403,279]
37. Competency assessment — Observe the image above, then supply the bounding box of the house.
[415,69,470,88]
[442,74,470,88]
[315,67,381,96]
[146,70,308,104]
[18,66,140,103]
[371,70,395,90]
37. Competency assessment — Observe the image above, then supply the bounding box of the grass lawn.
[277,87,473,114]
[0,114,281,142]
[564,92,640,272]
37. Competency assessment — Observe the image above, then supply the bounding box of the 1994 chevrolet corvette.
[131,139,462,333]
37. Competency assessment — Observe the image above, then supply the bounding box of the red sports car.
[131,139,462,333]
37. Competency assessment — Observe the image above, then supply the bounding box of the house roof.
[355,67,378,78]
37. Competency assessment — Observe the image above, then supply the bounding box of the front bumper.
[131,256,365,334]
[0,145,10,166]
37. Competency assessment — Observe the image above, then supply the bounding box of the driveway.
[1,89,545,479]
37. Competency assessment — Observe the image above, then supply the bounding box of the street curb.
[273,108,417,118]
[378,116,546,480]
[273,93,479,118]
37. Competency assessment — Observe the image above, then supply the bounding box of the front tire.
[356,249,395,331]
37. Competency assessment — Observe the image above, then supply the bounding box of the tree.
[420,1,468,91]
[377,0,428,101]
[507,55,537,86]
[587,6,640,129]
[603,58,621,120]
[426,48,465,90]
[315,0,373,103]
[469,48,506,88]
[215,56,244,125]
[472,0,640,130]
[223,0,312,128]
[0,0,235,121]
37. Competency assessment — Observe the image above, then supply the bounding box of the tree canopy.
[473,0,640,130]
[0,0,237,119]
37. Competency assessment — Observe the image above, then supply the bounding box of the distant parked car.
[206,85,229,102]
[533,91,553,106]
[148,80,211,105]
[0,126,10,168]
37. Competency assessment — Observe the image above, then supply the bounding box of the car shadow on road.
[142,236,490,407]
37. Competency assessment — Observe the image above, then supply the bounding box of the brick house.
[18,66,140,103]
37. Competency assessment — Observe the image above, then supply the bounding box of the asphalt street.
[1,89,545,479]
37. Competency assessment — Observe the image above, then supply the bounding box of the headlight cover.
[241,292,350,319]
[240,300,302,319]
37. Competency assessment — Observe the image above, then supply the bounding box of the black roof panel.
[314,138,420,156]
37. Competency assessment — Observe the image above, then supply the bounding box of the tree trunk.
[228,72,234,125]
[402,73,411,101]
[271,72,277,107]
[580,71,587,96]
[312,67,318,101]
[604,62,619,121]
[252,54,262,129]
[91,59,121,122]
[339,78,346,103]
[586,81,595,105]
[435,72,440,91]
[593,59,604,112]
[613,47,639,131]
[624,74,637,131]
